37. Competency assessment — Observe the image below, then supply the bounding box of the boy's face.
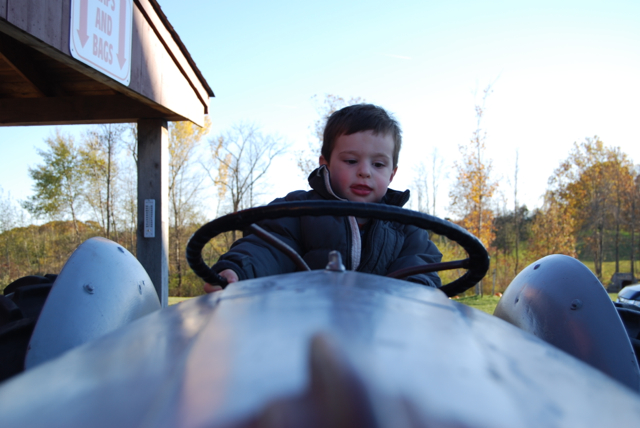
[319,130,397,203]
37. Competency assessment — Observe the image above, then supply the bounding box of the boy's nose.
[358,165,371,177]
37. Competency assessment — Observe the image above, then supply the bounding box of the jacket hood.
[307,166,410,208]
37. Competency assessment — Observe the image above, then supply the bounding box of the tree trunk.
[514,211,519,276]
[514,151,519,276]
[595,225,604,280]
[629,193,636,277]
[172,211,183,297]
[631,224,635,277]
[632,194,636,278]
[614,222,619,274]
[70,205,81,244]
[106,145,112,239]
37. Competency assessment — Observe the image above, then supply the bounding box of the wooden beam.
[137,119,169,307]
[0,17,205,125]
[134,0,212,111]
[0,31,58,97]
[0,96,182,126]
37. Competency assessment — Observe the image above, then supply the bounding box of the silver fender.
[25,237,161,369]
[495,254,640,391]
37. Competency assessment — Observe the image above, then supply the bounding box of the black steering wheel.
[186,201,489,297]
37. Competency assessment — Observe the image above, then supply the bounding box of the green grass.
[455,295,502,314]
[454,293,619,315]
[168,296,193,305]
[580,260,639,283]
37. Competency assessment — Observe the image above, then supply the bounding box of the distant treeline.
[2,96,640,297]
[0,220,231,297]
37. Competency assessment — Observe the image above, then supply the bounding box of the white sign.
[144,199,155,238]
[70,0,133,86]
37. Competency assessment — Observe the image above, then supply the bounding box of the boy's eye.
[374,162,385,168]
[345,159,357,165]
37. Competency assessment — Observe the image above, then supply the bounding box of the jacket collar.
[307,166,410,208]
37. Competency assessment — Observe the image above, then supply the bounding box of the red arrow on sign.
[117,0,127,69]
[77,0,89,47]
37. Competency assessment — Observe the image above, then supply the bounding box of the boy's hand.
[203,283,223,293]
[203,269,239,294]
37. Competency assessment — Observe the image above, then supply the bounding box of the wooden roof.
[0,0,213,127]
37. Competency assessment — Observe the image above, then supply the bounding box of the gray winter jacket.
[212,166,442,288]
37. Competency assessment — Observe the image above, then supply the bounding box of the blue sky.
[2,0,640,218]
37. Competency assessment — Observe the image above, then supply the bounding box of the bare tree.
[82,124,127,239]
[117,123,139,251]
[167,119,210,296]
[513,150,520,275]
[429,148,445,216]
[118,159,138,252]
[295,94,365,177]
[411,162,431,214]
[123,122,138,167]
[412,149,445,216]
[0,187,22,233]
[207,123,288,232]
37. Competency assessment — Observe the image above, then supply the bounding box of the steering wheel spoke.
[386,259,470,279]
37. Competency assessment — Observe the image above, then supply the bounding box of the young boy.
[204,104,442,293]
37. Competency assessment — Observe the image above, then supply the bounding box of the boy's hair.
[322,104,402,168]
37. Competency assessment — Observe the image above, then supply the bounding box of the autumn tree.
[493,206,532,256]
[607,148,635,273]
[22,130,87,241]
[490,204,534,291]
[631,171,640,277]
[512,150,521,274]
[546,137,635,279]
[528,192,577,260]
[295,94,365,177]
[548,138,607,276]
[449,86,498,249]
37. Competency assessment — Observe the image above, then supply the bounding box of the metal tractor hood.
[1,270,639,427]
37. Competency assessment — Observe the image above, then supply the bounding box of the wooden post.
[137,119,169,307]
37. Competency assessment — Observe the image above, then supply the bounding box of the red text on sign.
[93,34,113,64]
[95,8,113,35]
[98,0,116,11]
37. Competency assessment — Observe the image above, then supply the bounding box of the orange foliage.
[546,137,635,279]
[449,86,498,249]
